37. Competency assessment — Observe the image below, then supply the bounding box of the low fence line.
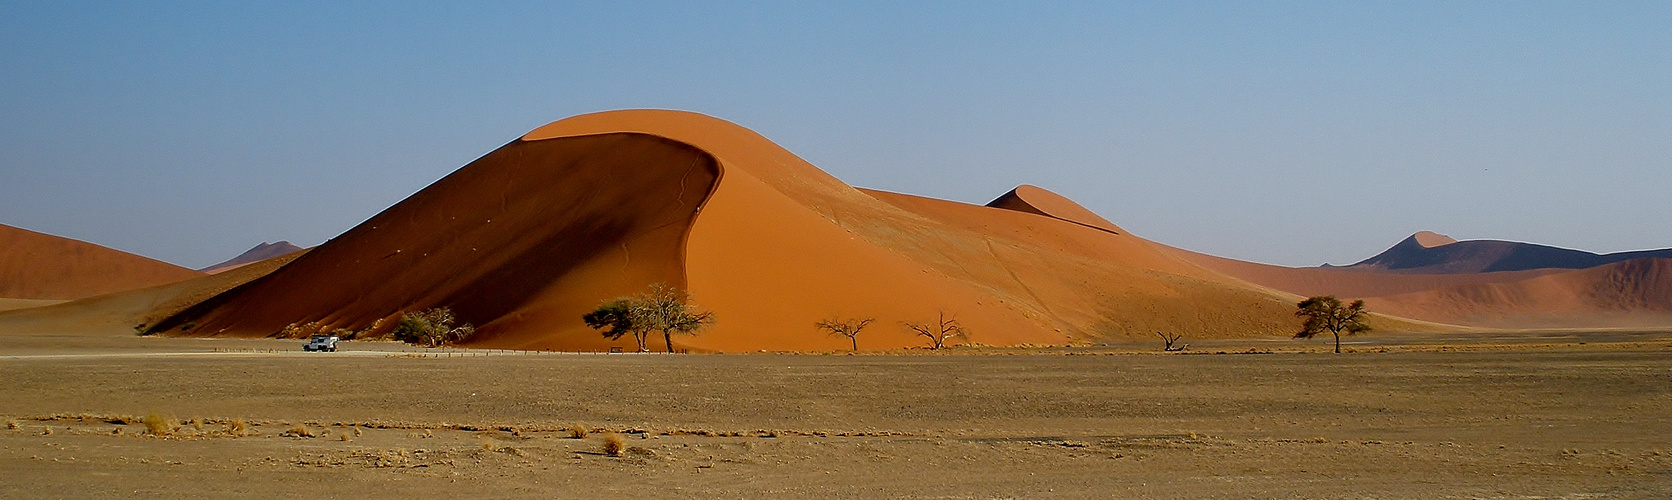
[209,345,687,357]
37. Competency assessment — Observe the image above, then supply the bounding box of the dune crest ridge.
[985,185,1124,235]
[1412,231,1457,249]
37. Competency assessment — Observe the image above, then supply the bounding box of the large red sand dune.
[0,223,202,300]
[148,110,1361,351]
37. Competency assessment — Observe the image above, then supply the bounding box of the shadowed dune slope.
[201,241,305,274]
[1351,231,1672,274]
[1367,258,1672,329]
[152,133,718,350]
[0,223,203,300]
[153,110,1341,351]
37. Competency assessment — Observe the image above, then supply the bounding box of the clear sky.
[2,1,1667,268]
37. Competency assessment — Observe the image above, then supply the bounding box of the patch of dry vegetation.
[283,423,315,438]
[143,413,177,436]
[602,432,625,457]
[568,424,588,439]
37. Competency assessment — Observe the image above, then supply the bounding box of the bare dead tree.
[814,317,874,351]
[1158,331,1188,352]
[903,312,966,350]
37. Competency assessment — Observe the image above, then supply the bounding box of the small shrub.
[602,433,625,457]
[339,433,353,442]
[41,427,52,436]
[331,328,359,341]
[179,322,197,332]
[227,418,249,437]
[190,418,204,432]
[143,413,177,436]
[568,424,589,439]
[5,420,17,430]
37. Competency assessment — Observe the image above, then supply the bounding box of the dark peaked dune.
[0,223,202,300]
[200,241,305,274]
[154,110,1340,351]
[1351,231,1672,274]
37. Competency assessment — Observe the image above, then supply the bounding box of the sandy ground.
[2,332,1670,498]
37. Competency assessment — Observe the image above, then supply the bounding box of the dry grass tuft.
[227,419,249,437]
[190,418,204,432]
[568,424,589,439]
[353,427,363,436]
[5,420,17,430]
[602,432,625,457]
[339,433,353,442]
[480,439,499,452]
[143,413,177,436]
[41,426,52,436]
[284,423,315,438]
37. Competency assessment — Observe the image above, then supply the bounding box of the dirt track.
[2,333,1670,498]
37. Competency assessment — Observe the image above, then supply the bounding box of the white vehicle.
[303,335,339,352]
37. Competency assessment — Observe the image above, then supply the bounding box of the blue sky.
[2,1,1667,268]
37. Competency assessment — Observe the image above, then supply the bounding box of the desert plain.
[4,110,1672,498]
[3,329,1670,498]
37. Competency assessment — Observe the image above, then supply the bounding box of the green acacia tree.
[1294,296,1372,354]
[583,299,646,351]
[583,284,714,353]
[633,283,715,353]
[390,308,475,347]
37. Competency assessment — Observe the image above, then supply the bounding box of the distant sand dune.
[1367,258,1672,329]
[0,223,202,300]
[200,241,305,274]
[1350,231,1672,274]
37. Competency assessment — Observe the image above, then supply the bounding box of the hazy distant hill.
[1349,231,1672,274]
[200,241,305,274]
